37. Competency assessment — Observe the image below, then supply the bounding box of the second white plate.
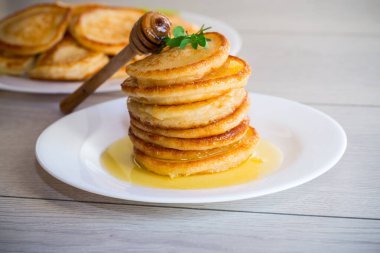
[36,93,346,203]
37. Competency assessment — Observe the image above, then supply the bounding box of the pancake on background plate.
[69,5,145,55]
[0,52,34,76]
[28,35,108,81]
[0,3,71,55]
[0,2,200,82]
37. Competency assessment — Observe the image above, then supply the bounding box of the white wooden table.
[1,0,379,252]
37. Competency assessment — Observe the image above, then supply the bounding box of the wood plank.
[2,0,380,35]
[0,197,379,253]
[0,92,379,219]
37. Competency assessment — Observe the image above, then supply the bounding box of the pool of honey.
[100,137,283,189]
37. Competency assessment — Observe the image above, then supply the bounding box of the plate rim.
[35,92,347,203]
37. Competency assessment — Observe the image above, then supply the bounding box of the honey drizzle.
[100,137,283,189]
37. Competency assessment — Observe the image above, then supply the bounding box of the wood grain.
[1,198,379,253]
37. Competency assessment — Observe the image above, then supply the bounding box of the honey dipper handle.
[60,46,136,114]
[60,11,171,114]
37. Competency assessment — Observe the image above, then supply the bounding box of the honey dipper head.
[129,11,171,54]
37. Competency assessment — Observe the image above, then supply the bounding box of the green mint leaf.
[166,36,184,47]
[190,34,198,49]
[163,25,212,50]
[173,26,186,38]
[191,41,198,49]
[197,35,206,47]
[179,38,191,48]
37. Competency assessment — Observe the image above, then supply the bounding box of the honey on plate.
[100,137,283,189]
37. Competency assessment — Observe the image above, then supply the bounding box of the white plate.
[0,76,123,94]
[36,93,346,203]
[0,11,241,94]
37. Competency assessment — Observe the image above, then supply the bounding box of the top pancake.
[0,3,71,55]
[126,32,230,85]
[70,6,145,55]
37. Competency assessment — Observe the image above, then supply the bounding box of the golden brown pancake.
[69,6,145,55]
[128,88,247,129]
[134,127,260,178]
[125,84,227,105]
[0,3,71,55]
[126,32,230,85]
[0,52,34,76]
[28,35,109,81]
[122,56,251,105]
[129,123,254,161]
[129,118,249,151]
[130,98,249,138]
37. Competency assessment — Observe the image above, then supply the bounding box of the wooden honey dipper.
[60,11,171,114]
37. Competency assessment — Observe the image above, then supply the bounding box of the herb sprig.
[163,25,212,49]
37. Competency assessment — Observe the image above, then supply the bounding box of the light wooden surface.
[1,0,379,252]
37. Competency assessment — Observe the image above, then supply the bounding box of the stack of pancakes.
[123,32,260,178]
[0,2,197,80]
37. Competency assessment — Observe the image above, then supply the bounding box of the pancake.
[0,52,34,76]
[129,118,249,151]
[134,127,259,178]
[70,6,145,55]
[122,56,251,105]
[128,88,247,129]
[28,35,109,81]
[130,98,249,138]
[124,83,227,105]
[126,32,230,85]
[0,3,71,55]
[130,121,255,161]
